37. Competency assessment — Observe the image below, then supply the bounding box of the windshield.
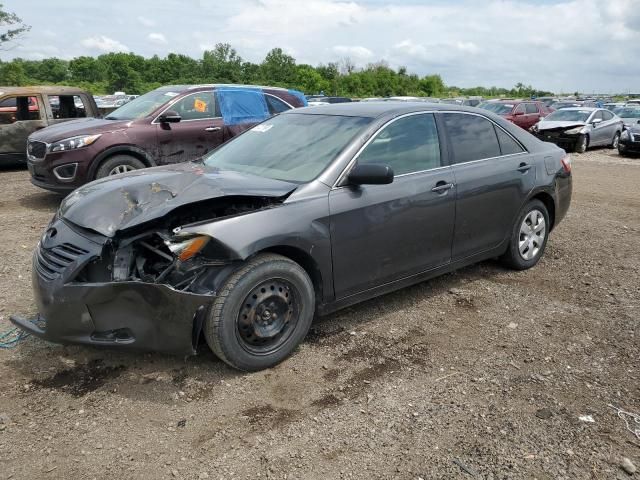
[203,113,371,183]
[616,108,640,118]
[105,89,183,120]
[545,110,591,122]
[479,102,514,114]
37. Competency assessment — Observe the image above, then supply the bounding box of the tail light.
[561,154,572,174]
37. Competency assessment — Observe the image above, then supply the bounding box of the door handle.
[204,126,221,132]
[517,163,532,173]
[431,182,454,193]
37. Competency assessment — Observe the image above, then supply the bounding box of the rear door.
[599,109,618,145]
[155,91,224,164]
[440,112,536,259]
[512,104,527,128]
[0,94,47,157]
[329,112,456,299]
[523,103,541,129]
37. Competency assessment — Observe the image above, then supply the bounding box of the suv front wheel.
[95,154,146,179]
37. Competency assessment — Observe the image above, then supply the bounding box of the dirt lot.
[0,149,638,480]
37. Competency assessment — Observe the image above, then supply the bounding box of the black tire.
[501,199,550,271]
[618,144,628,157]
[610,131,620,149]
[95,155,146,179]
[574,134,588,153]
[204,253,315,371]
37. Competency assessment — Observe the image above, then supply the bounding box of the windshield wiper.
[104,116,118,120]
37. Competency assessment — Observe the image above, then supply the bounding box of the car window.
[48,95,86,119]
[591,110,604,122]
[356,113,441,175]
[170,92,217,120]
[442,113,501,163]
[265,94,291,114]
[495,127,525,155]
[0,95,41,124]
[525,103,538,114]
[514,104,525,114]
[601,110,614,120]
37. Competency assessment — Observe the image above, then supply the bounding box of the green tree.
[202,43,243,83]
[260,48,296,85]
[0,61,27,85]
[0,3,30,48]
[70,56,106,83]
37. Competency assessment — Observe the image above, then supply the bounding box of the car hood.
[59,162,298,237]
[537,121,586,131]
[620,117,640,125]
[28,117,133,142]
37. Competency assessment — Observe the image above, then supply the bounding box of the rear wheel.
[501,199,550,271]
[610,131,620,149]
[95,155,146,179]
[204,253,315,371]
[574,134,588,153]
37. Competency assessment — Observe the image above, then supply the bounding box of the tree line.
[0,43,553,99]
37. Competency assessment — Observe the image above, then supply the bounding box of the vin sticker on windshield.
[252,124,273,133]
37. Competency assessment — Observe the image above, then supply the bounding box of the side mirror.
[159,110,181,123]
[591,118,603,126]
[347,164,394,185]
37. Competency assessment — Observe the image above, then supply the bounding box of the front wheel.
[501,199,550,271]
[574,134,588,153]
[610,131,620,149]
[204,253,315,371]
[95,155,146,179]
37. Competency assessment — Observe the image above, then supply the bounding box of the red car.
[27,84,307,193]
[479,100,551,130]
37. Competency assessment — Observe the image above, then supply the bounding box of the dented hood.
[537,120,586,131]
[59,162,297,237]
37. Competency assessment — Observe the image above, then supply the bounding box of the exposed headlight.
[564,127,585,135]
[49,134,102,152]
[530,124,539,133]
[621,130,630,140]
[164,235,210,262]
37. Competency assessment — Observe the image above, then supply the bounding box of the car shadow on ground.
[5,258,512,404]
[18,191,62,212]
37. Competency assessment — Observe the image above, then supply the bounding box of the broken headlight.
[50,134,102,152]
[564,126,585,135]
[164,235,210,262]
[621,130,630,140]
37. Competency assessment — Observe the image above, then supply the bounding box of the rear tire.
[610,131,620,149]
[574,134,588,153]
[501,199,550,271]
[204,253,315,371]
[95,155,146,179]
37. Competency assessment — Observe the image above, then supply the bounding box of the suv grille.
[27,140,47,160]
[35,243,89,281]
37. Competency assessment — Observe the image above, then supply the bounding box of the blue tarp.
[288,89,308,107]
[216,88,270,126]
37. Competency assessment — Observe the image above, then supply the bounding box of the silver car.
[531,107,623,153]
[614,106,640,129]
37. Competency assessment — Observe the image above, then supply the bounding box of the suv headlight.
[50,134,101,152]
[564,126,585,135]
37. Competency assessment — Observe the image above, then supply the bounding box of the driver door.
[155,91,224,165]
[328,113,456,299]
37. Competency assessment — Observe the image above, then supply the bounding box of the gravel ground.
[0,148,638,480]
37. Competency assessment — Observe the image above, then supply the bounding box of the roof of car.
[286,102,476,118]
[0,86,89,96]
[557,107,598,112]
[156,84,293,92]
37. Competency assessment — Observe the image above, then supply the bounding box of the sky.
[3,0,640,93]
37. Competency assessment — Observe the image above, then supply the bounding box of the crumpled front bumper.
[10,219,214,356]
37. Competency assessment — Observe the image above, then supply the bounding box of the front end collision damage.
[10,174,333,356]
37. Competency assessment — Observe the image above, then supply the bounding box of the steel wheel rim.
[236,278,300,355]
[109,164,136,175]
[518,209,546,261]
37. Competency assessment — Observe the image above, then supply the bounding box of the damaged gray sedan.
[12,103,572,371]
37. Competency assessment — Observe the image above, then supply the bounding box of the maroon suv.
[478,100,551,130]
[27,84,307,193]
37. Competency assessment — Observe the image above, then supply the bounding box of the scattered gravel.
[0,149,639,478]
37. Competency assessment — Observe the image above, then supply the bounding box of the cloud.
[137,15,155,27]
[147,33,168,45]
[332,45,374,62]
[80,35,130,53]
